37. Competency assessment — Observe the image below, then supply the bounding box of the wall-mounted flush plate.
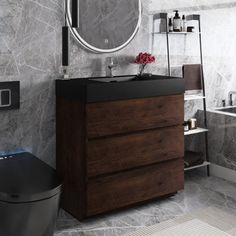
[0,81,20,110]
[0,89,11,107]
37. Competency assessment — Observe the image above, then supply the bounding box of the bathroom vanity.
[56,75,185,220]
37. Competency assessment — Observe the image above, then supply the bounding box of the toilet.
[0,152,62,236]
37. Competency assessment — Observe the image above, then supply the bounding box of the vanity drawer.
[86,95,184,138]
[87,126,184,177]
[86,158,184,216]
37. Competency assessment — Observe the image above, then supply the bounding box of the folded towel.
[184,151,204,168]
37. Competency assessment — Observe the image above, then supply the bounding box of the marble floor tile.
[55,171,236,236]
[227,228,236,236]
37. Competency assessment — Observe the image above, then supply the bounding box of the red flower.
[134,52,156,65]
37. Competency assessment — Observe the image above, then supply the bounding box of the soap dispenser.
[173,10,181,32]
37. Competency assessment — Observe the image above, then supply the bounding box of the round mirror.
[66,0,142,53]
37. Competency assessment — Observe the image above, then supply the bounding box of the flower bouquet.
[134,52,156,76]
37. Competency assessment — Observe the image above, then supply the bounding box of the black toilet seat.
[0,152,62,203]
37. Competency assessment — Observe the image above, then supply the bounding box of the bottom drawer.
[87,158,184,216]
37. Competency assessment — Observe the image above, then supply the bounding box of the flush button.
[0,89,11,107]
[0,81,20,110]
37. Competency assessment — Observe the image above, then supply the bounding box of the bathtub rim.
[208,106,236,117]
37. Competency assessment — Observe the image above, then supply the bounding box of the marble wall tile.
[186,110,236,171]
[0,0,149,166]
[151,3,236,171]
[1,0,236,170]
[149,0,236,13]
[0,74,56,166]
[152,6,236,109]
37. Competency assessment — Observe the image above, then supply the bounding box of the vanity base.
[56,77,184,220]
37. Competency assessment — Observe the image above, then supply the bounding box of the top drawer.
[87,94,183,138]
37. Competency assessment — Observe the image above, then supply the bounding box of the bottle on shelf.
[182,15,187,32]
[173,10,181,32]
[168,17,173,32]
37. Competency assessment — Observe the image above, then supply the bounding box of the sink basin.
[88,74,176,83]
[89,76,136,83]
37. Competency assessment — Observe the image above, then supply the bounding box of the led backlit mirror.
[66,0,142,53]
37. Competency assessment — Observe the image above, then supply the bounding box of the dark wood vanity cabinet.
[56,76,185,220]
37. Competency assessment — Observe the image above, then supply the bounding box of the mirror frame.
[66,0,142,53]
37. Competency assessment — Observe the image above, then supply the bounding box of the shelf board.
[150,13,200,22]
[184,127,208,136]
[152,32,197,35]
[184,94,205,101]
[184,161,210,171]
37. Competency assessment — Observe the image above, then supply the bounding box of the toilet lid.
[0,152,62,203]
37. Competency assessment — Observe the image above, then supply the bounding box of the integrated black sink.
[56,74,184,103]
[88,75,136,82]
[87,74,171,83]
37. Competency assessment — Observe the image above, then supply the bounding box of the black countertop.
[56,74,185,103]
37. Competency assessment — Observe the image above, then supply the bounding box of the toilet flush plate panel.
[0,81,20,110]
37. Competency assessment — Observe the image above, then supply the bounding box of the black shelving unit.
[152,13,210,176]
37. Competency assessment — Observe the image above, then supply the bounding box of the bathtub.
[211,106,236,117]
[200,108,236,173]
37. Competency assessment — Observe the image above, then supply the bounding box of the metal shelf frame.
[152,13,210,176]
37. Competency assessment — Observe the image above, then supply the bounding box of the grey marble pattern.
[185,109,236,171]
[0,74,56,165]
[151,3,236,110]
[151,3,236,171]
[54,171,236,236]
[1,0,236,170]
[124,207,236,236]
[0,0,149,166]
[149,0,236,14]
[200,111,236,171]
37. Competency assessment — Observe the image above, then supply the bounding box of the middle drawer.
[87,125,183,177]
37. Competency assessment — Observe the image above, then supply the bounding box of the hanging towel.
[182,64,202,90]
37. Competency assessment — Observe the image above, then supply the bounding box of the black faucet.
[229,91,236,106]
[222,99,226,107]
